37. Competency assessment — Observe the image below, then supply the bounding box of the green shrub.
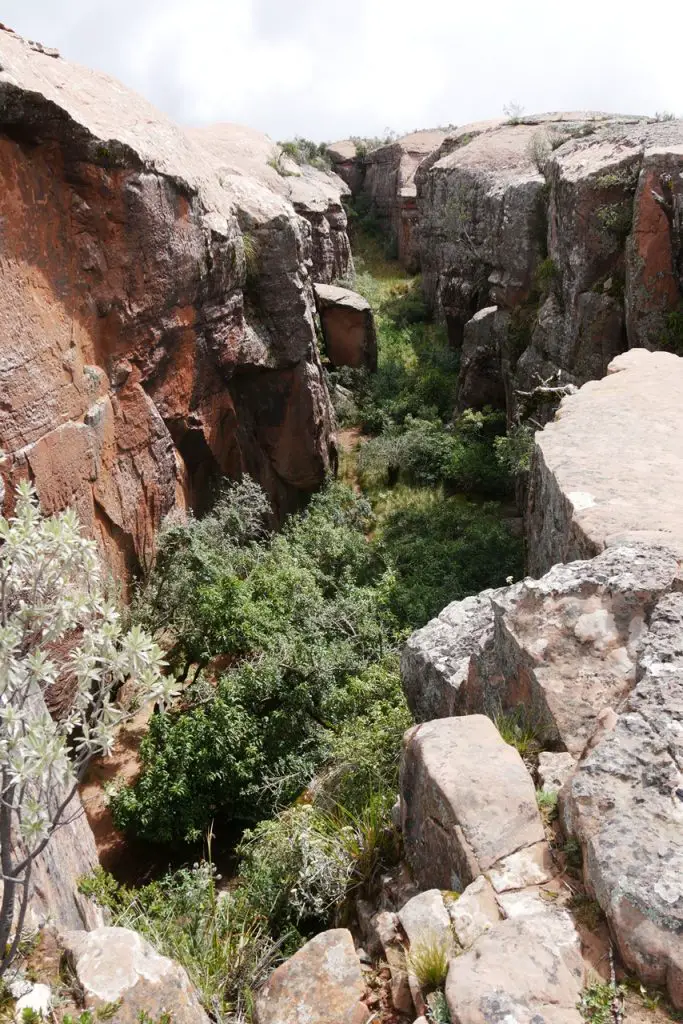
[278,137,331,170]
[494,423,535,475]
[579,981,625,1024]
[237,793,399,937]
[493,705,539,756]
[114,482,401,843]
[375,488,523,627]
[80,864,279,1019]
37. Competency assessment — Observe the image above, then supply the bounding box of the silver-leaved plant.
[0,480,176,973]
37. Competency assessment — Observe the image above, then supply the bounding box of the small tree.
[0,481,174,973]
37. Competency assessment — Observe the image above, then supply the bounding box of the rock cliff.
[401,349,683,1008]
[329,130,446,271]
[0,26,345,577]
[416,113,683,420]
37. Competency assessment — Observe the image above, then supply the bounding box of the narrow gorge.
[1,22,682,1024]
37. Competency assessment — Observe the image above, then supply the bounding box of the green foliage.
[568,893,604,931]
[536,788,559,824]
[278,137,331,170]
[406,934,450,992]
[80,864,279,1020]
[594,164,640,191]
[115,482,401,844]
[596,202,633,239]
[238,792,399,937]
[659,307,683,356]
[535,257,559,295]
[374,487,522,627]
[563,837,583,871]
[494,424,535,476]
[579,981,624,1024]
[493,706,539,757]
[503,101,526,125]
[427,990,453,1023]
[242,232,261,282]
[349,130,398,158]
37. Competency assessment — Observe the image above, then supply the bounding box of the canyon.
[1,22,683,1024]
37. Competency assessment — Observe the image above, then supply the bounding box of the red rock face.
[0,27,336,575]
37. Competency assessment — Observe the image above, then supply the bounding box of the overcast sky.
[4,1,683,142]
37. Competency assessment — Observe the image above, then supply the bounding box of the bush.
[238,792,399,938]
[80,864,280,1019]
[113,482,401,844]
[406,934,450,992]
[375,488,523,627]
[0,482,169,975]
[278,137,331,170]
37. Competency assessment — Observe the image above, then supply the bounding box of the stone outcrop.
[314,283,377,369]
[327,139,364,195]
[445,911,585,1024]
[0,26,336,577]
[400,351,683,1007]
[254,928,369,1024]
[527,348,683,575]
[400,715,546,890]
[188,123,352,284]
[562,590,683,1002]
[359,130,447,271]
[62,927,209,1024]
[417,113,683,419]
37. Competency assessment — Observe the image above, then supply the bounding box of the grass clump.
[596,203,633,240]
[568,893,604,931]
[579,981,624,1024]
[493,706,539,757]
[536,788,559,825]
[406,934,451,992]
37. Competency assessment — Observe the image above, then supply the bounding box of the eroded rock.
[527,349,683,575]
[445,911,585,1024]
[0,27,335,575]
[563,591,683,1007]
[400,715,544,890]
[314,284,377,370]
[254,929,369,1024]
[61,927,209,1024]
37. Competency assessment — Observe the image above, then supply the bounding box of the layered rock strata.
[0,26,340,576]
[417,113,683,419]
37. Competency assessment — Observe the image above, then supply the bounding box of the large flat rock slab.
[400,715,544,890]
[527,349,683,575]
[61,927,209,1024]
[445,912,585,1024]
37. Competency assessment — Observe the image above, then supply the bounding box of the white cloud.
[3,0,683,141]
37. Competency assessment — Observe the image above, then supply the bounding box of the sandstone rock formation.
[62,927,209,1024]
[0,26,338,577]
[188,123,352,284]
[417,113,683,420]
[337,130,446,271]
[527,348,683,574]
[445,911,585,1024]
[327,139,364,195]
[314,283,377,369]
[400,715,546,891]
[400,352,683,1007]
[254,928,369,1024]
